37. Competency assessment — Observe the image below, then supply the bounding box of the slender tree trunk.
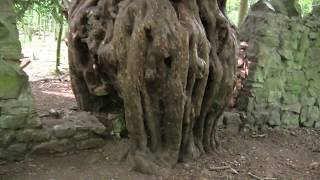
[56,19,63,73]
[238,0,248,26]
[28,10,34,42]
[68,0,236,174]
[37,12,41,39]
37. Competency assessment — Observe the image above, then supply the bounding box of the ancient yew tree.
[68,0,236,174]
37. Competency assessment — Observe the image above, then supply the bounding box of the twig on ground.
[251,134,267,138]
[20,59,31,69]
[208,165,239,174]
[32,78,62,83]
[39,109,64,119]
[39,114,50,118]
[248,172,277,180]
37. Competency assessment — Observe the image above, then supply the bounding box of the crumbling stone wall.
[239,0,320,128]
[0,0,41,160]
[0,0,106,163]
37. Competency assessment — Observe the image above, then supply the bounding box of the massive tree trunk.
[68,0,236,174]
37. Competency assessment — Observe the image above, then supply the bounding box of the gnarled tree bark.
[68,0,236,174]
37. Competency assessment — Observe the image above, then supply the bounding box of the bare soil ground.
[0,80,319,180]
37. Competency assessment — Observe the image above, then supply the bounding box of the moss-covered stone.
[282,93,299,105]
[306,106,319,127]
[281,111,300,128]
[0,61,25,99]
[16,129,51,142]
[0,0,21,60]
[268,109,281,126]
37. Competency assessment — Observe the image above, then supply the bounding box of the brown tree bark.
[68,0,236,174]
[217,0,227,14]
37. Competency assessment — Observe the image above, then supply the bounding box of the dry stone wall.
[0,0,106,163]
[239,0,320,128]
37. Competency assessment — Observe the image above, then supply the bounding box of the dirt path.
[0,123,319,179]
[1,80,319,180]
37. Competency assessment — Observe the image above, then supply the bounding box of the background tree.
[68,0,236,174]
[13,0,69,73]
[312,0,320,15]
[238,0,248,26]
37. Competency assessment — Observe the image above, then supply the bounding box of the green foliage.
[13,0,69,73]
[300,0,313,15]
[226,0,314,26]
[226,0,259,25]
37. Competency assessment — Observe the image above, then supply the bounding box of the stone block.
[308,86,319,97]
[300,106,319,127]
[278,49,293,60]
[307,106,319,126]
[287,71,306,85]
[0,148,8,159]
[282,93,299,105]
[254,90,268,105]
[305,68,319,80]
[0,89,40,130]
[16,129,51,142]
[281,39,298,50]
[316,97,320,107]
[298,33,309,52]
[309,81,320,91]
[247,67,265,83]
[25,114,42,128]
[315,121,320,128]
[252,111,270,126]
[300,93,316,106]
[310,48,320,60]
[223,112,241,123]
[0,114,26,129]
[63,112,106,135]
[247,97,255,112]
[309,32,318,40]
[246,43,259,59]
[0,129,15,145]
[73,131,91,141]
[284,83,303,93]
[0,59,27,99]
[281,111,300,128]
[0,0,22,60]
[256,36,279,47]
[268,109,281,126]
[290,23,304,32]
[281,103,302,113]
[267,91,282,105]
[265,79,284,91]
[284,61,303,71]
[300,106,308,123]
[7,143,27,154]
[76,138,105,150]
[265,52,282,69]
[293,52,305,63]
[31,139,74,154]
[53,124,76,139]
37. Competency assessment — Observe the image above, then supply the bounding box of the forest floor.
[0,79,319,180]
[1,40,320,179]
